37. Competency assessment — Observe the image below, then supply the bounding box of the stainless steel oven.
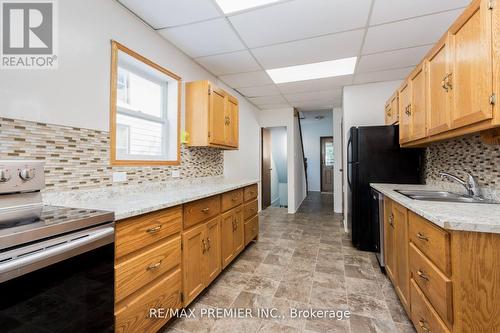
[0,160,115,332]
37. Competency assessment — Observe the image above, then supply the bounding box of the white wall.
[333,107,343,213]
[259,108,305,213]
[0,0,261,191]
[293,115,307,211]
[301,114,333,192]
[342,80,402,231]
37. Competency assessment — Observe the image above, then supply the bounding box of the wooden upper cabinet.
[209,88,227,146]
[225,97,239,148]
[390,93,399,124]
[185,80,239,149]
[399,81,412,143]
[427,37,452,136]
[409,64,427,141]
[448,0,494,129]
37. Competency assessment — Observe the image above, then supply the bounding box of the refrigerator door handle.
[347,137,353,164]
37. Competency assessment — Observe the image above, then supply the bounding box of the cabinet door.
[393,202,410,311]
[233,207,245,256]
[384,199,396,283]
[427,39,452,135]
[399,82,411,143]
[449,0,493,129]
[221,210,235,268]
[224,99,239,148]
[390,93,399,124]
[385,102,392,125]
[182,224,206,305]
[410,64,427,140]
[204,217,221,286]
[209,88,226,146]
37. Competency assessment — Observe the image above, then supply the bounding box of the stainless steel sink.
[395,190,499,204]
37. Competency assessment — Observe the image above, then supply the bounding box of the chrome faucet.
[438,171,482,198]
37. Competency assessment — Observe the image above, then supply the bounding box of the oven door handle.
[0,226,114,283]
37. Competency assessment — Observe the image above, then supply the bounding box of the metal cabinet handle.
[388,213,395,227]
[206,237,211,251]
[202,207,210,213]
[405,105,412,116]
[416,232,429,241]
[445,73,453,90]
[146,225,162,234]
[417,269,430,281]
[441,74,449,92]
[418,319,431,333]
[147,261,162,271]
[232,196,239,201]
[202,239,207,254]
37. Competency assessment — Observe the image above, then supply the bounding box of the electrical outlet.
[112,172,127,182]
[171,170,180,178]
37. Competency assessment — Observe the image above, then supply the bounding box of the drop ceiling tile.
[353,67,413,85]
[249,95,286,105]
[363,9,463,54]
[237,85,281,97]
[259,103,292,110]
[158,19,245,58]
[293,99,338,110]
[229,0,371,48]
[118,0,221,29]
[195,51,260,75]
[357,45,432,73]
[285,89,342,103]
[219,71,273,88]
[370,0,469,25]
[277,75,353,95]
[251,29,364,69]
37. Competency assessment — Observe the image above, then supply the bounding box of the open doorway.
[320,136,334,193]
[261,127,288,210]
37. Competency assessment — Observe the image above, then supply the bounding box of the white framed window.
[110,41,181,165]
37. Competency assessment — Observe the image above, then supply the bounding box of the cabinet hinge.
[208,131,211,138]
[208,88,211,95]
[181,239,183,251]
[180,292,184,303]
[488,0,494,9]
[490,93,496,105]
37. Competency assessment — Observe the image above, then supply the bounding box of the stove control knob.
[19,168,35,181]
[0,169,11,182]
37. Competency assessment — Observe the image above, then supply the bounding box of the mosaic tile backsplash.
[0,117,223,192]
[425,134,500,190]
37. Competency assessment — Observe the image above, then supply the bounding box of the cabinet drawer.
[116,206,182,259]
[244,215,259,246]
[243,200,258,220]
[410,279,451,333]
[115,268,182,333]
[183,195,220,229]
[221,189,243,212]
[409,243,453,325]
[243,184,258,202]
[115,236,181,303]
[409,211,451,275]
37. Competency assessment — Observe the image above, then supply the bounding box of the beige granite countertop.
[371,183,500,234]
[43,176,259,220]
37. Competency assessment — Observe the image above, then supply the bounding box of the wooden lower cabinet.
[115,183,259,333]
[383,197,500,333]
[182,216,222,306]
[115,268,182,333]
[392,202,410,312]
[221,206,244,269]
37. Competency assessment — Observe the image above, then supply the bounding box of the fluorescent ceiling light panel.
[266,57,357,84]
[215,0,281,14]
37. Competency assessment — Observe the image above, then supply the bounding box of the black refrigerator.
[347,125,423,251]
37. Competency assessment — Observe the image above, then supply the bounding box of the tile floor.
[163,193,416,333]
